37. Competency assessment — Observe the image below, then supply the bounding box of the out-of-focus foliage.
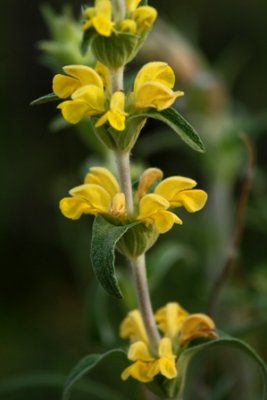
[1,0,267,399]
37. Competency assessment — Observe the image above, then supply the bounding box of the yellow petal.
[137,168,163,200]
[179,313,218,346]
[82,19,93,31]
[83,0,113,34]
[95,61,110,90]
[72,85,106,115]
[108,110,126,131]
[126,0,142,14]
[63,65,103,89]
[119,19,137,33]
[92,15,113,36]
[83,7,95,19]
[95,92,126,131]
[70,184,111,213]
[110,192,126,217]
[138,193,169,220]
[59,197,95,219]
[128,341,154,362]
[134,62,176,93]
[133,6,157,32]
[53,75,81,98]
[134,81,183,111]
[120,310,149,344]
[171,189,208,212]
[155,176,196,205]
[155,302,189,339]
[84,167,120,197]
[151,357,177,380]
[94,112,109,128]
[152,210,182,234]
[121,361,153,383]
[57,100,90,124]
[110,91,125,113]
[158,338,174,358]
[95,0,112,19]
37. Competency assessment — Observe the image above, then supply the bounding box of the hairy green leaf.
[91,216,139,298]
[80,29,95,56]
[62,349,127,400]
[131,107,205,153]
[30,92,58,106]
[169,332,267,399]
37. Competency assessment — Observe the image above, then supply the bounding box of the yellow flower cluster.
[120,303,217,383]
[59,166,207,234]
[82,0,157,37]
[52,62,183,131]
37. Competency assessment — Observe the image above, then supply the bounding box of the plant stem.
[131,253,160,352]
[110,62,133,212]
[115,151,134,213]
[111,0,126,21]
[110,0,159,355]
[110,66,124,92]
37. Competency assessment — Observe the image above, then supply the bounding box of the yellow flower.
[148,337,177,380]
[121,338,177,383]
[95,91,127,131]
[133,62,184,111]
[53,65,104,99]
[120,310,149,345]
[179,314,218,347]
[154,176,208,212]
[57,85,106,124]
[126,0,142,14]
[82,0,113,36]
[155,303,189,339]
[136,167,163,200]
[126,0,157,33]
[60,166,207,235]
[53,65,126,130]
[132,6,157,33]
[137,171,208,234]
[120,305,217,384]
[137,193,182,234]
[59,167,126,220]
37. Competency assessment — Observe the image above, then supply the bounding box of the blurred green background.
[1,0,267,399]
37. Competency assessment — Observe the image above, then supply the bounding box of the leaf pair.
[62,333,267,400]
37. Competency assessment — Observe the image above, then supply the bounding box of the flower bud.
[117,222,158,258]
[94,115,147,152]
[91,31,139,70]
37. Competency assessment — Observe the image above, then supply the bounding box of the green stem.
[110,66,124,92]
[115,151,134,213]
[111,0,126,21]
[110,0,159,355]
[131,253,160,353]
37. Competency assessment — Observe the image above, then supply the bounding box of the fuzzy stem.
[110,66,124,91]
[131,253,161,352]
[115,151,134,213]
[111,0,126,21]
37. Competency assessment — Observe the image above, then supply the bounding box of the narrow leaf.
[63,349,127,400]
[131,107,205,153]
[173,332,267,399]
[80,29,94,56]
[30,92,58,106]
[91,216,139,298]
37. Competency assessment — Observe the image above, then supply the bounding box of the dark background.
[1,0,267,398]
